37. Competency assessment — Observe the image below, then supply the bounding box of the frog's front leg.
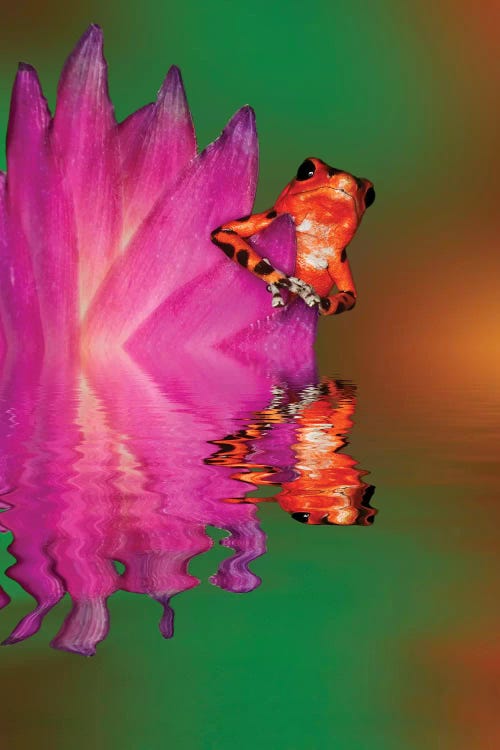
[211,212,320,308]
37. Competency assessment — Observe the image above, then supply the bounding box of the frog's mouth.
[298,185,357,202]
[294,185,361,218]
[332,187,354,199]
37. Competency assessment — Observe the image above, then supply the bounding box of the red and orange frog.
[211,157,375,314]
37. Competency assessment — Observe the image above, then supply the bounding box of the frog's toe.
[266,282,286,307]
[304,292,320,307]
[272,297,286,308]
[286,276,320,307]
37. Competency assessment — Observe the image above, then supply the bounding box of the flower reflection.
[0,353,375,655]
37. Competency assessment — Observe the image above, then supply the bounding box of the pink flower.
[0,27,373,657]
[0,24,317,368]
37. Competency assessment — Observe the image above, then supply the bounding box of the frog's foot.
[270,384,286,400]
[269,384,286,410]
[298,384,323,404]
[266,282,286,308]
[279,276,321,307]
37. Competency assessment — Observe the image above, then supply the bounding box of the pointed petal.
[120,66,196,242]
[83,106,258,351]
[0,586,10,610]
[52,25,122,316]
[3,596,63,645]
[117,103,153,161]
[6,62,50,184]
[6,65,78,355]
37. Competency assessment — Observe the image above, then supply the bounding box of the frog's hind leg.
[318,254,357,316]
[319,290,356,315]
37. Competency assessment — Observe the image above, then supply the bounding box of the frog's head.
[277,157,375,231]
[287,483,377,526]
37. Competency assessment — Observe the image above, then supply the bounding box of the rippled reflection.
[207,379,376,525]
[0,352,375,654]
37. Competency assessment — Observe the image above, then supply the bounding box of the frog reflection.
[207,378,376,526]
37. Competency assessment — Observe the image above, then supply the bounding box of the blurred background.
[0,0,498,399]
[0,2,499,749]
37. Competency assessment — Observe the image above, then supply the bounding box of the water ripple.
[0,353,375,654]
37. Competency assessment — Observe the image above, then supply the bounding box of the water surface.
[0,351,498,750]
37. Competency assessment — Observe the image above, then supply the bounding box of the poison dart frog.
[211,158,375,314]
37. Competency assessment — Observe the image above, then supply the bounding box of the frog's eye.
[291,512,310,523]
[296,159,316,181]
[365,186,376,208]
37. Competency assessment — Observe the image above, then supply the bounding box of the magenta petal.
[0,163,43,357]
[219,303,318,380]
[0,587,10,610]
[6,65,50,206]
[82,105,258,351]
[209,520,265,593]
[215,217,318,371]
[127,214,296,357]
[117,104,152,159]
[85,353,268,591]
[0,172,8,366]
[0,353,44,506]
[156,596,175,639]
[3,595,63,645]
[127,214,317,374]
[52,25,122,315]
[120,66,196,241]
[6,65,78,355]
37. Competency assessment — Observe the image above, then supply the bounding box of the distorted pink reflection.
[0,26,364,656]
[0,351,374,655]
[0,353,274,655]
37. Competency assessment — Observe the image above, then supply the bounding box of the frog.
[211,157,375,314]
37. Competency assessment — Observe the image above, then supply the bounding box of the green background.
[0,2,499,748]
